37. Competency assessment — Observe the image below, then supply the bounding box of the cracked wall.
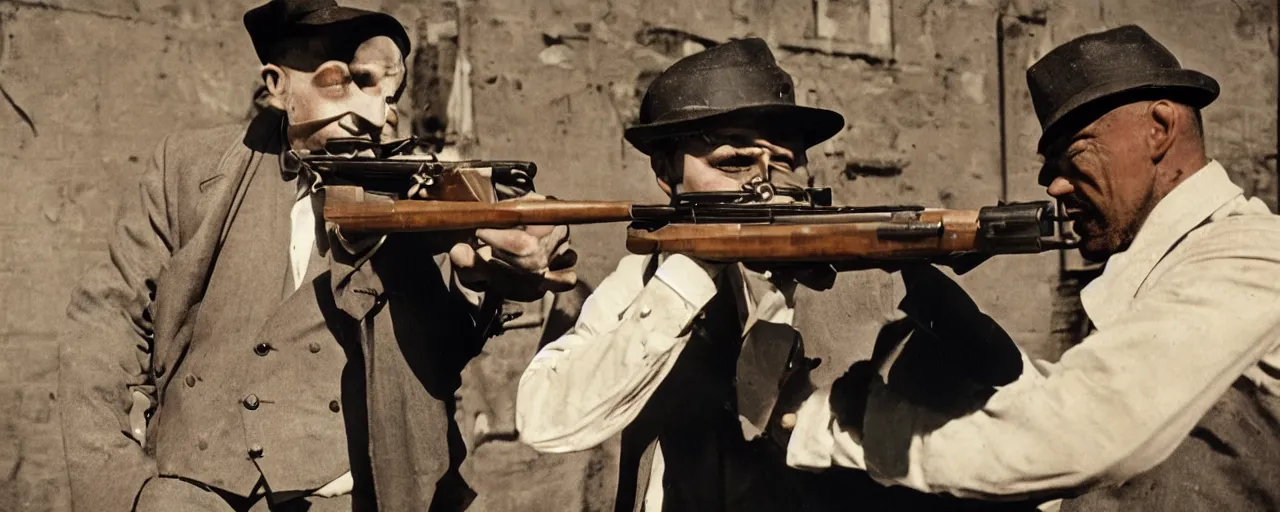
[0,1,1275,511]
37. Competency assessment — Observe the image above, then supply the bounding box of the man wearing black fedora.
[781,25,1280,510]
[514,38,1017,512]
[58,1,575,510]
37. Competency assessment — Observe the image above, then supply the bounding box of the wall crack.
[0,0,154,24]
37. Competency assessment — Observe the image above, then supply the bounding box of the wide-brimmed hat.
[624,38,845,155]
[244,0,411,71]
[1027,25,1219,154]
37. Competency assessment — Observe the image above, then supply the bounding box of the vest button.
[248,444,264,458]
[329,400,341,413]
[185,375,196,387]
[309,342,321,354]
[243,394,260,410]
[254,343,271,356]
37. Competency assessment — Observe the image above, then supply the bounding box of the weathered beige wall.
[0,1,1274,511]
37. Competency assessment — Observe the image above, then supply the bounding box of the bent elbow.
[517,428,578,454]
[514,377,597,454]
[1080,442,1178,492]
[515,416,601,454]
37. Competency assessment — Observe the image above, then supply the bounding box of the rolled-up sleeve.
[516,254,718,452]
[789,220,1280,501]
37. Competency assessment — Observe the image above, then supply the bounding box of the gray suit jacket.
[60,115,490,511]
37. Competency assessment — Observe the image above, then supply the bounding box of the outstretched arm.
[788,231,1280,501]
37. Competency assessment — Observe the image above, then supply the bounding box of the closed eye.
[313,66,352,89]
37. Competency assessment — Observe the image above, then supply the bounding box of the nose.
[341,91,390,137]
[1046,176,1074,198]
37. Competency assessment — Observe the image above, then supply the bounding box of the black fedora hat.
[1027,25,1219,154]
[624,38,845,155]
[244,0,411,70]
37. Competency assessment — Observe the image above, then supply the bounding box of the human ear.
[260,64,289,111]
[1147,100,1177,162]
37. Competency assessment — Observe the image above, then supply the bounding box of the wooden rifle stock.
[325,198,636,232]
[625,209,982,262]
[324,196,1072,264]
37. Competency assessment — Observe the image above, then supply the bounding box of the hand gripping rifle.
[299,137,1078,269]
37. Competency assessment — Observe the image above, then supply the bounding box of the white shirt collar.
[1080,160,1243,328]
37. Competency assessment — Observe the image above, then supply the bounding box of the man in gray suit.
[57,1,576,510]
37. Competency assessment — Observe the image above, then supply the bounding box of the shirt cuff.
[785,387,837,470]
[653,254,719,306]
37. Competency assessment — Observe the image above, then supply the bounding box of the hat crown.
[1024,24,1219,152]
[1028,25,1181,124]
[638,38,798,126]
[244,0,410,69]
[279,0,339,21]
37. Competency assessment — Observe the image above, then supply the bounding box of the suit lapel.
[152,130,258,399]
[176,153,292,382]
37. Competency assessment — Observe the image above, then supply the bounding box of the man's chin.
[1077,238,1115,263]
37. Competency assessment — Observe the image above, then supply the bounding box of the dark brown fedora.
[624,38,845,155]
[244,0,411,71]
[1027,25,1219,154]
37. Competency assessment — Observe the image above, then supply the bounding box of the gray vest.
[149,155,351,495]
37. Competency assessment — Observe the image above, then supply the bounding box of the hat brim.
[624,104,845,155]
[1037,69,1219,153]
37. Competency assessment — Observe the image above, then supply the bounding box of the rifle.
[297,137,1078,266]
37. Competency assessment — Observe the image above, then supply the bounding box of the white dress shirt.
[786,161,1280,502]
[289,180,317,290]
[516,253,799,510]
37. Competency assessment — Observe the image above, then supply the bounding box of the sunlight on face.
[1040,102,1161,260]
[273,36,405,152]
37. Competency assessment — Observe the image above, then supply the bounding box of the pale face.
[263,35,405,152]
[656,127,809,198]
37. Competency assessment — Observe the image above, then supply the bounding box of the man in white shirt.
[514,37,844,512]
[515,38,1022,512]
[782,25,1280,511]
